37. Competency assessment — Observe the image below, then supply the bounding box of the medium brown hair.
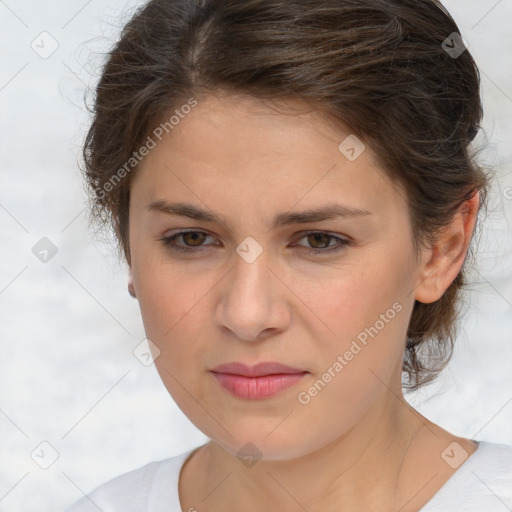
[82,0,489,390]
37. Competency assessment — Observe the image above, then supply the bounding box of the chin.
[206,421,323,463]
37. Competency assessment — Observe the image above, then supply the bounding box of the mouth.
[210,362,309,400]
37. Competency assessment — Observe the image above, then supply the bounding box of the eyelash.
[159,230,351,256]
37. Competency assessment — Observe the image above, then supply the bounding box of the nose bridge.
[230,235,270,301]
[218,235,284,341]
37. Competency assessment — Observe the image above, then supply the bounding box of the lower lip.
[211,372,308,400]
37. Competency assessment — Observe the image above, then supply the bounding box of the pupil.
[310,233,328,248]
[185,232,204,246]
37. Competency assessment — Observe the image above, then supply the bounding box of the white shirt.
[65,440,512,511]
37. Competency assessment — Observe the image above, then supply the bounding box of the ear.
[128,266,137,298]
[414,191,479,304]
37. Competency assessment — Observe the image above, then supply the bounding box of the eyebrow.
[146,200,372,228]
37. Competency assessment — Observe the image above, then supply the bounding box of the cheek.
[131,237,207,334]
[130,245,205,371]
[136,268,206,353]
[290,254,412,409]
[133,264,217,431]
[291,254,411,350]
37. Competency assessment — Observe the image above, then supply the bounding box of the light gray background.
[1,1,511,511]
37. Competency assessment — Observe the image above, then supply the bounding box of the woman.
[67,0,512,510]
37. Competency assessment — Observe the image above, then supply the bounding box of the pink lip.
[211,362,308,400]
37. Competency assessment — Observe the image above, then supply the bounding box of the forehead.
[131,92,407,228]
[146,92,368,164]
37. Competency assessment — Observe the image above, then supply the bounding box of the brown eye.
[160,231,215,253]
[181,231,207,247]
[306,232,332,249]
[160,230,350,256]
[293,231,351,256]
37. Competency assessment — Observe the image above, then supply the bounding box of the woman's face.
[128,91,425,460]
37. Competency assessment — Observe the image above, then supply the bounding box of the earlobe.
[414,191,479,304]
[128,268,137,298]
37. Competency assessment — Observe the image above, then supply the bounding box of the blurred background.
[0,1,511,510]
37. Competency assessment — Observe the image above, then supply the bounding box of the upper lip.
[211,362,307,377]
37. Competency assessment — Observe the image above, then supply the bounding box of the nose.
[216,244,290,342]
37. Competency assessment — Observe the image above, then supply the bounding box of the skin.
[127,90,480,511]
